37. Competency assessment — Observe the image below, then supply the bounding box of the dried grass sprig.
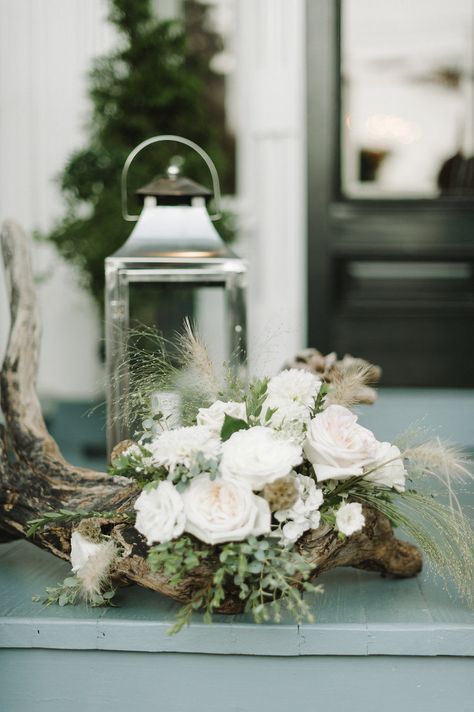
[109,320,230,431]
[355,483,474,607]
[176,317,222,403]
[326,362,375,408]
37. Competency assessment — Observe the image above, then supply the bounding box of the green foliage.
[41,0,235,310]
[148,535,211,585]
[220,413,249,442]
[167,454,220,491]
[110,442,219,490]
[27,509,132,538]
[33,575,117,608]
[148,534,323,635]
[244,377,270,423]
[311,382,330,416]
[108,442,164,487]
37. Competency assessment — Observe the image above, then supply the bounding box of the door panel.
[307,0,474,386]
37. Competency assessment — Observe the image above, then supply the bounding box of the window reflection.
[341,0,474,198]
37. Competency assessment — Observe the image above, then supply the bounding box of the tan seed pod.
[76,518,102,543]
[263,476,299,512]
[110,439,136,464]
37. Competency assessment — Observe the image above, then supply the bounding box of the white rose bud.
[134,481,186,545]
[196,400,247,436]
[221,426,303,491]
[304,404,380,482]
[335,502,365,536]
[182,474,271,545]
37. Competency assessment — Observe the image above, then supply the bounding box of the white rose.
[266,369,321,408]
[335,502,365,536]
[304,404,380,481]
[365,443,407,492]
[70,531,105,573]
[196,400,247,435]
[221,426,303,490]
[182,474,271,545]
[134,481,186,545]
[147,425,221,473]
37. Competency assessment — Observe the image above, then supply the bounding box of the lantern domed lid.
[135,164,212,206]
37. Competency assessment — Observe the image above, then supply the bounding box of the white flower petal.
[70,532,105,573]
[197,401,247,436]
[335,502,365,536]
[183,474,271,545]
[134,481,186,545]
[221,426,302,490]
[267,369,321,408]
[304,405,381,482]
[148,425,221,473]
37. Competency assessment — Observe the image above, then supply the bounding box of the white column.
[235,0,307,376]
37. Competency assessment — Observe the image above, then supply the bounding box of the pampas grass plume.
[76,540,117,602]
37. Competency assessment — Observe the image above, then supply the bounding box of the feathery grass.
[327,362,375,408]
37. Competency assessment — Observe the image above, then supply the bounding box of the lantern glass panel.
[105,256,247,453]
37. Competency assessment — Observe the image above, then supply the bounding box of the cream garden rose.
[134,481,186,545]
[365,443,407,492]
[304,404,381,481]
[196,400,247,435]
[182,474,271,545]
[220,426,303,490]
[335,502,365,536]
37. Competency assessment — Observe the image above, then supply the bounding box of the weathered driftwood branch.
[0,221,422,613]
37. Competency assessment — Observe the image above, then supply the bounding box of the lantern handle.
[121,134,222,222]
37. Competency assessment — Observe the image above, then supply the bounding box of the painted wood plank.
[1,649,473,712]
[1,540,473,656]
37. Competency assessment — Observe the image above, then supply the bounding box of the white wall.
[0,0,116,400]
[0,0,308,396]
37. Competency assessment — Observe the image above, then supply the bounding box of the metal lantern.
[105,135,247,456]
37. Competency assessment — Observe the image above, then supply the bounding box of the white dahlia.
[148,425,221,473]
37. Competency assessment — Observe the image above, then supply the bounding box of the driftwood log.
[0,221,422,613]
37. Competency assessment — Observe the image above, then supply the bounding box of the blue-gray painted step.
[1,539,473,657]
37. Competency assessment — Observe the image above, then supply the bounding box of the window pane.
[341,0,474,198]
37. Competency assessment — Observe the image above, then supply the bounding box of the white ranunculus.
[147,425,221,473]
[266,368,322,408]
[335,502,365,536]
[274,474,324,546]
[220,426,303,490]
[304,404,381,482]
[196,400,247,435]
[70,531,106,573]
[365,443,407,492]
[134,481,186,545]
[182,474,271,545]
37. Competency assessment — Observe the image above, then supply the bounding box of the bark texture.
[0,221,422,613]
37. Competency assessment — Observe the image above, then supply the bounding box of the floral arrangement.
[29,325,474,633]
